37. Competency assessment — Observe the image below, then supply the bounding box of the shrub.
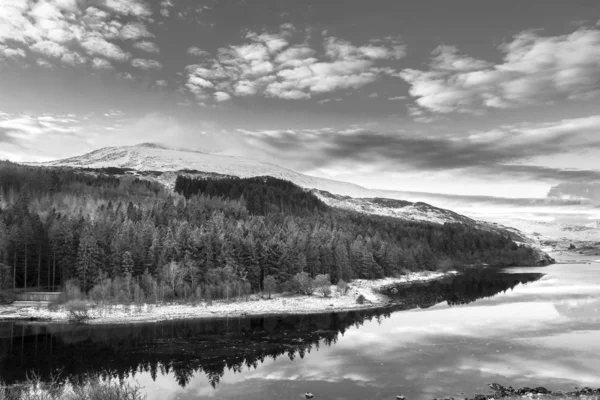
[263,275,277,299]
[356,294,366,304]
[293,272,314,295]
[314,274,331,297]
[0,374,146,400]
[64,300,90,322]
[64,280,84,301]
[336,279,349,296]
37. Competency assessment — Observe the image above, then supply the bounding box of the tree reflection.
[0,269,543,389]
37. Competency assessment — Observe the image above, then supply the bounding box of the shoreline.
[0,271,458,325]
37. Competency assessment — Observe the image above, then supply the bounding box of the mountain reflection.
[0,268,543,389]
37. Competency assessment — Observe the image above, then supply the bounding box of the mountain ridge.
[22,143,543,244]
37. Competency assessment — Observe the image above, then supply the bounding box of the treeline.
[0,161,542,300]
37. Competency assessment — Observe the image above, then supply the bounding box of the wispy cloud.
[237,115,600,183]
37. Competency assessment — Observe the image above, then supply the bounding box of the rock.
[305,392,314,399]
[534,387,549,394]
[390,287,398,295]
[474,394,487,400]
[396,395,406,400]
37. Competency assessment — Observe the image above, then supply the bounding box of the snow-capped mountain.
[32,142,373,196]
[28,143,533,241]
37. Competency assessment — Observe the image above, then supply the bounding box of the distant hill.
[548,182,600,204]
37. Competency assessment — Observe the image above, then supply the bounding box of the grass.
[0,374,146,400]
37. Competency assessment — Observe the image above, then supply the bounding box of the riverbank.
[0,271,457,325]
[458,383,600,400]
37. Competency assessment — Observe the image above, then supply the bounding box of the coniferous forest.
[0,161,544,301]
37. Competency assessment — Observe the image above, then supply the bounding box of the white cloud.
[159,0,174,17]
[400,28,600,113]
[0,45,26,60]
[30,40,69,58]
[0,113,81,142]
[91,57,113,70]
[120,22,153,40]
[81,34,130,61]
[368,92,378,98]
[0,0,160,77]
[184,29,405,102]
[133,41,160,53]
[388,95,407,101]
[214,91,231,102]
[187,47,210,57]
[131,58,162,70]
[103,0,152,18]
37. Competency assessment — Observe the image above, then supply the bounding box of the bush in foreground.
[63,300,90,323]
[0,375,146,400]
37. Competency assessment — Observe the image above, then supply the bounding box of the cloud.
[92,57,113,70]
[237,114,600,183]
[133,41,160,53]
[400,28,600,113]
[131,58,162,70]
[81,34,131,61]
[0,45,26,60]
[368,93,378,98]
[0,0,160,75]
[120,22,153,40]
[102,0,152,18]
[214,91,231,102]
[388,95,407,101]
[187,47,210,57]
[0,113,82,145]
[184,28,405,102]
[159,0,174,17]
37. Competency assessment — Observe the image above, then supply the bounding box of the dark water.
[1,262,599,399]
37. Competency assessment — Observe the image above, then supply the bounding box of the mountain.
[26,143,558,251]
[29,143,516,227]
[31,142,372,196]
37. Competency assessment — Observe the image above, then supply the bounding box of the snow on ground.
[0,271,456,325]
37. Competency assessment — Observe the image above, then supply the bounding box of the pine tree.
[76,227,103,291]
[121,251,134,276]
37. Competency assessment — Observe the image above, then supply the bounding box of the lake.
[2,257,600,400]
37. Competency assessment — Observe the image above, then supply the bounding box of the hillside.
[27,143,534,239]
[312,190,530,242]
[0,162,551,297]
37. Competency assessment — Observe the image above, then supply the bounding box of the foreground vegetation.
[461,383,600,400]
[0,375,145,400]
[1,161,545,305]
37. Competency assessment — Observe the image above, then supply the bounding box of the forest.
[0,161,544,302]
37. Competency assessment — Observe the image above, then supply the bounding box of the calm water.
[2,258,600,399]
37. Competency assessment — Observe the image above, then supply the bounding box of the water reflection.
[382,268,544,308]
[0,268,544,398]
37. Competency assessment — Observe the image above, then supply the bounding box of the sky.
[2,0,600,199]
